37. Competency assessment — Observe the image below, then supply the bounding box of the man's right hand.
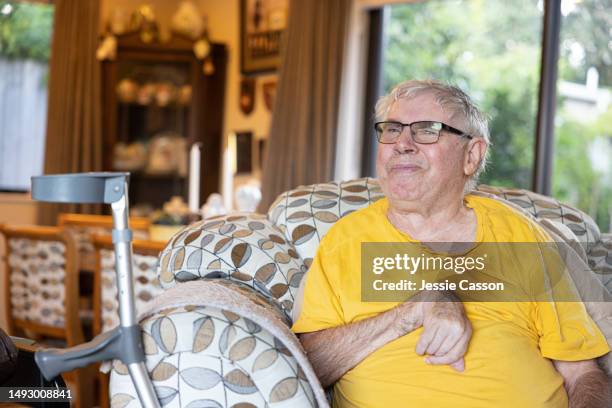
[299,290,472,387]
[396,291,472,372]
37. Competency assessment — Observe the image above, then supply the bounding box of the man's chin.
[386,182,425,202]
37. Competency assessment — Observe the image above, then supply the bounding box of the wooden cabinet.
[102,32,227,211]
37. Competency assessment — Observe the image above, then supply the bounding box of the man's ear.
[463,138,487,177]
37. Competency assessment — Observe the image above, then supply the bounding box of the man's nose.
[394,128,418,153]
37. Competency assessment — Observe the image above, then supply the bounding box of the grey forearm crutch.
[31,172,160,408]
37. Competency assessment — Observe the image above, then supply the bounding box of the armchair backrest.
[267,177,384,265]
[266,178,602,258]
[475,185,601,253]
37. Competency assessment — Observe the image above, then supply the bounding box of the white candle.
[221,133,236,211]
[188,143,201,213]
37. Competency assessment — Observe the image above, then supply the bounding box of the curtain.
[258,0,352,211]
[38,0,102,225]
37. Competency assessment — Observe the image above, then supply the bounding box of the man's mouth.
[387,164,422,173]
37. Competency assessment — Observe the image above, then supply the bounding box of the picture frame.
[235,131,254,174]
[240,0,289,74]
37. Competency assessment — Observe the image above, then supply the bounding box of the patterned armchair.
[108,178,612,407]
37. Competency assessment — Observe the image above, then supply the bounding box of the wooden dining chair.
[0,225,93,408]
[57,213,151,273]
[58,213,151,336]
[92,234,166,408]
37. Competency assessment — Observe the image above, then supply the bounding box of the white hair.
[375,79,490,192]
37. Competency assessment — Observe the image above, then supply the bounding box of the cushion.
[267,177,384,265]
[156,213,306,321]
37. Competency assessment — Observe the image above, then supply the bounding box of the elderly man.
[291,80,611,407]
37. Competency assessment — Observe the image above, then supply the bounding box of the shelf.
[103,37,228,210]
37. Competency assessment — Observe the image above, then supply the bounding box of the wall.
[0,193,38,225]
[100,0,276,192]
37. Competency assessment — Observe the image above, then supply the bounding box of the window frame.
[349,0,564,196]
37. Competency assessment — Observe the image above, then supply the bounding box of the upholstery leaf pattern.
[109,305,317,407]
[475,185,611,292]
[7,238,67,327]
[100,249,165,332]
[475,185,600,252]
[156,213,304,320]
[267,177,384,265]
[181,368,222,390]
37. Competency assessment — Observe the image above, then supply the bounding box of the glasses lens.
[377,122,403,143]
[412,121,441,144]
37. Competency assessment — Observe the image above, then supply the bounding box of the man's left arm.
[553,359,612,408]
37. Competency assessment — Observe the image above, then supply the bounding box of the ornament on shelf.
[112,142,147,171]
[137,83,156,106]
[129,5,160,44]
[146,133,187,176]
[149,196,190,242]
[116,78,138,103]
[172,1,205,40]
[163,196,190,218]
[178,85,192,105]
[96,34,117,61]
[193,38,211,59]
[234,183,262,212]
[109,8,130,35]
[191,17,215,76]
[202,193,227,219]
[155,82,177,107]
[203,59,215,75]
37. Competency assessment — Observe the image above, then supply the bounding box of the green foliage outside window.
[0,1,53,62]
[384,0,611,231]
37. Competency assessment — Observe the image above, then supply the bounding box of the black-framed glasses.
[374,121,473,144]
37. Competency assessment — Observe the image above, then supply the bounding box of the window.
[371,0,610,231]
[382,0,543,189]
[553,0,611,231]
[0,1,54,191]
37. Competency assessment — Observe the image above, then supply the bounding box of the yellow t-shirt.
[292,195,609,408]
